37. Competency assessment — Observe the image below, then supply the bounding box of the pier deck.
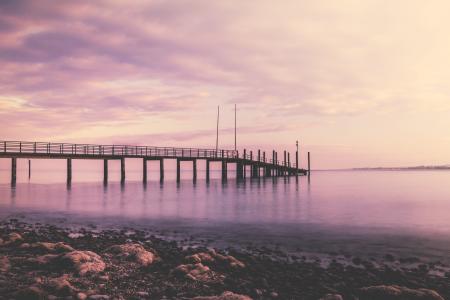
[0,140,309,184]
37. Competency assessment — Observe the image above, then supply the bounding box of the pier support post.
[206,160,210,181]
[251,164,258,178]
[308,152,311,176]
[257,150,261,177]
[160,159,164,182]
[143,159,147,182]
[221,160,227,181]
[193,159,197,182]
[28,159,31,179]
[120,158,125,183]
[288,152,291,175]
[67,158,72,184]
[103,159,108,184]
[176,159,181,182]
[236,162,243,180]
[11,158,17,185]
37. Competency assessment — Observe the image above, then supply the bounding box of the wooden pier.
[0,140,309,185]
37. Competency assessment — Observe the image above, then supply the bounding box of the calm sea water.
[1,168,450,260]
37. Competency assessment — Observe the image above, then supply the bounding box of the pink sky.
[1,1,450,168]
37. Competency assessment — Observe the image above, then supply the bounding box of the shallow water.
[1,168,450,261]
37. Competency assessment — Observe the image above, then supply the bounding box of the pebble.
[77,292,88,300]
[88,295,110,300]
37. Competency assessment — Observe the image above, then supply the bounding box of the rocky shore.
[0,219,448,300]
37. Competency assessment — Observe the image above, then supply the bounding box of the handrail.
[0,140,299,168]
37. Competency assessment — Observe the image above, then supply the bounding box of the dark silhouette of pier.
[1,141,310,185]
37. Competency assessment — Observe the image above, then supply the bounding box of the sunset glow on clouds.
[1,0,450,168]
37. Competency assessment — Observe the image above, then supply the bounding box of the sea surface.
[1,167,450,262]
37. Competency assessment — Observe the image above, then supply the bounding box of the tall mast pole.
[216,106,219,153]
[234,104,237,151]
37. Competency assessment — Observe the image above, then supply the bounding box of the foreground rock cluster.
[0,220,448,299]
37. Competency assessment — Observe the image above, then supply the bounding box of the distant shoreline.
[316,166,450,171]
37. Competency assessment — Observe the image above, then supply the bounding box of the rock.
[8,232,23,242]
[319,294,343,300]
[186,250,245,268]
[136,291,149,297]
[62,251,106,276]
[48,276,76,296]
[0,232,23,246]
[99,275,109,281]
[174,263,222,282]
[359,285,444,300]
[33,254,59,265]
[88,295,110,300]
[14,286,47,300]
[187,252,216,264]
[192,291,253,300]
[77,292,88,300]
[20,242,31,249]
[270,292,278,298]
[108,243,155,266]
[0,256,10,272]
[31,242,74,253]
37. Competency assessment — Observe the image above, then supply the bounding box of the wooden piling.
[176,159,181,182]
[120,158,125,183]
[142,159,147,182]
[221,160,227,181]
[308,152,311,176]
[67,158,72,184]
[206,160,210,181]
[11,157,17,185]
[103,159,108,184]
[193,159,197,182]
[28,159,31,179]
[236,161,243,180]
[160,159,164,182]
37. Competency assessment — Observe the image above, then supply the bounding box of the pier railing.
[0,140,238,159]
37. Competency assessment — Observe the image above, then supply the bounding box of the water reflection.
[1,171,450,234]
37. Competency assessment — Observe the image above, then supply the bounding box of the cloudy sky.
[1,0,450,168]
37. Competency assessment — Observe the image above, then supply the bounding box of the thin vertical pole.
[143,159,147,183]
[216,106,219,154]
[206,160,210,181]
[193,159,197,182]
[160,159,164,182]
[176,159,181,182]
[296,151,299,176]
[222,160,227,181]
[120,158,125,183]
[28,159,31,179]
[308,152,311,176]
[234,104,237,151]
[103,159,108,184]
[67,158,72,184]
[11,158,17,185]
